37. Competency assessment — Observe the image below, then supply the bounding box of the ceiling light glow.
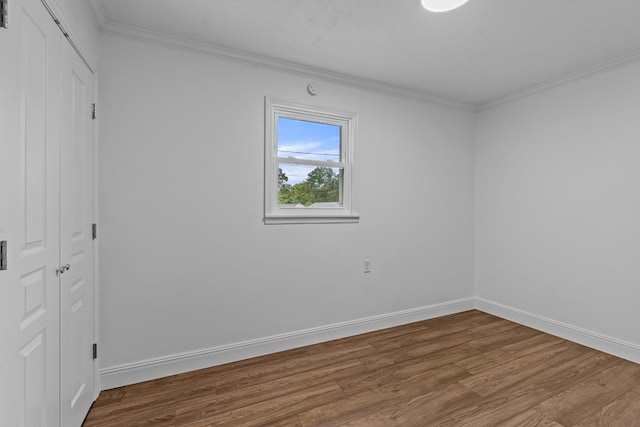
[421,0,470,12]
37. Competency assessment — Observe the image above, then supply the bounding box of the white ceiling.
[91,0,640,107]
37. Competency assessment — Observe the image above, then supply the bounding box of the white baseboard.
[100,297,640,390]
[475,298,640,364]
[99,298,475,390]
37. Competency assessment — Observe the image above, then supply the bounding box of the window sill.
[264,214,360,225]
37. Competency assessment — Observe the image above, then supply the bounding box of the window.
[264,97,358,224]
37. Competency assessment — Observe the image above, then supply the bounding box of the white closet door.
[9,0,62,425]
[0,0,96,425]
[59,37,95,427]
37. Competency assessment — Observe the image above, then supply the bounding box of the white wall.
[98,36,476,385]
[475,61,640,358]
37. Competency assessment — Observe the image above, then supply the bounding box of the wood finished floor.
[83,310,640,426]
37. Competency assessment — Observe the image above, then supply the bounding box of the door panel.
[59,38,95,427]
[16,0,62,425]
[20,332,47,426]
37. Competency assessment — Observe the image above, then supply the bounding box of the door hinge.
[1,0,8,29]
[92,103,97,120]
[0,241,7,271]
[93,343,98,359]
[92,223,97,240]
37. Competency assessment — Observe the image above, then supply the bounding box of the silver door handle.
[56,264,71,276]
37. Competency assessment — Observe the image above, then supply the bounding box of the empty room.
[1,0,640,425]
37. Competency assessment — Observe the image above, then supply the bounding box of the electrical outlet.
[363,259,371,273]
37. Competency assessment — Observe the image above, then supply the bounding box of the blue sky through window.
[277,117,341,184]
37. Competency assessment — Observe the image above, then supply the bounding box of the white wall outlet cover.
[307,83,319,95]
[363,259,371,273]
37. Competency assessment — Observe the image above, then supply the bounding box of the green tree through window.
[278,167,340,206]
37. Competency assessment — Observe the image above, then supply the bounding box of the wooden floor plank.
[178,382,345,427]
[296,365,470,427]
[337,346,477,396]
[454,332,564,375]
[299,365,468,426]
[82,310,640,427]
[434,383,553,427]
[465,324,542,353]
[359,318,518,372]
[573,385,640,427]
[535,360,640,426]
[534,348,620,394]
[174,359,366,424]
[495,409,563,427]
[459,341,576,397]
[213,344,375,394]
[342,384,482,427]
[365,311,498,353]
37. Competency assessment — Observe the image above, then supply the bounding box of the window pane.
[277,117,341,163]
[278,163,343,208]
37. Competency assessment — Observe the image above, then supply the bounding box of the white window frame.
[264,97,359,224]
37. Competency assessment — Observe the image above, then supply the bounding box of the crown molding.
[88,0,640,113]
[86,0,475,112]
[85,0,108,33]
[479,48,640,111]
